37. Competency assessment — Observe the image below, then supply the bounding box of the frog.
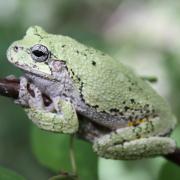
[7,26,177,160]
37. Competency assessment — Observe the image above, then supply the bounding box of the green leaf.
[0,167,25,180]
[30,125,98,180]
[31,125,71,172]
[159,161,180,180]
[74,139,98,180]
[98,157,166,180]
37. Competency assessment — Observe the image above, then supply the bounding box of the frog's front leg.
[17,77,79,134]
[93,123,176,160]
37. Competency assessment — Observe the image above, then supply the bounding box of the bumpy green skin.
[7,26,177,160]
[26,99,78,134]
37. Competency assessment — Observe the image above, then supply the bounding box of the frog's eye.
[30,44,50,62]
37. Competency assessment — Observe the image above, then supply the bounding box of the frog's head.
[7,26,71,80]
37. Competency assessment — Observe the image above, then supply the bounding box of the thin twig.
[69,135,78,179]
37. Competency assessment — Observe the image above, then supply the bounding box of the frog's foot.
[15,77,31,106]
[93,127,176,160]
[17,77,79,134]
[15,77,46,108]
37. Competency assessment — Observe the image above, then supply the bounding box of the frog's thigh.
[96,137,176,160]
[93,129,176,160]
[25,100,79,134]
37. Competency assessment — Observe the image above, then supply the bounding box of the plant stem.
[69,134,77,177]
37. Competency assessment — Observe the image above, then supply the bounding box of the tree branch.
[0,78,180,166]
[0,78,108,142]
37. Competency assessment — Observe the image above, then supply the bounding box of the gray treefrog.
[7,26,177,160]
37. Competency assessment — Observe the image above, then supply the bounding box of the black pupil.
[33,50,45,57]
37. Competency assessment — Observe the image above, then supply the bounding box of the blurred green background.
[0,0,180,180]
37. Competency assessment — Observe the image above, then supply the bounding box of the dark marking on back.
[128,87,132,91]
[92,105,99,108]
[70,69,75,76]
[124,106,129,111]
[77,76,81,82]
[130,99,135,103]
[92,61,96,66]
[110,108,119,113]
[119,112,124,116]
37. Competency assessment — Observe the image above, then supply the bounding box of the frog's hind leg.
[94,136,176,160]
[93,125,176,160]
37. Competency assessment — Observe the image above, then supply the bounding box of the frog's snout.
[7,42,25,64]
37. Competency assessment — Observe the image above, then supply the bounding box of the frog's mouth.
[11,57,56,81]
[24,71,61,98]
[21,67,56,81]
[24,71,54,84]
[10,59,58,82]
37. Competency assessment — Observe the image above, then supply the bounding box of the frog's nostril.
[13,46,19,52]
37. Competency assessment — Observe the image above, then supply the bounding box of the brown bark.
[0,78,180,166]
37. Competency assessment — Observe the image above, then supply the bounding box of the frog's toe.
[15,76,30,106]
[16,76,46,109]
[28,83,44,109]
